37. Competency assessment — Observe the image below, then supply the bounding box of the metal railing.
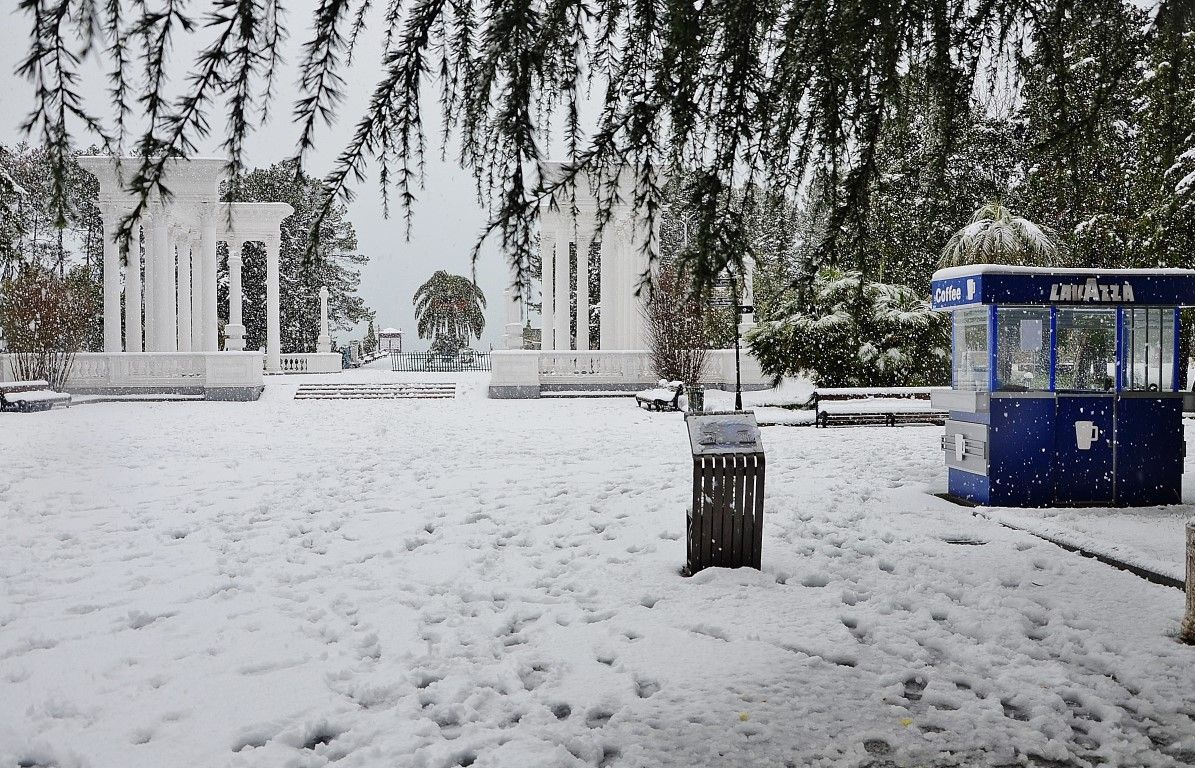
[390,351,492,372]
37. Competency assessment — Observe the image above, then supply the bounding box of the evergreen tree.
[0,143,104,348]
[363,318,378,355]
[0,143,103,279]
[20,1,1195,294]
[747,267,949,388]
[1016,0,1147,268]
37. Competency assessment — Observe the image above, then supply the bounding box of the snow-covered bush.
[644,264,711,387]
[0,263,96,390]
[747,267,949,388]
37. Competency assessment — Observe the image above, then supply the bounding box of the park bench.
[0,380,72,413]
[635,380,685,412]
[812,387,946,428]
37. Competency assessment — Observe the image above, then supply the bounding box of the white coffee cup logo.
[1075,420,1099,451]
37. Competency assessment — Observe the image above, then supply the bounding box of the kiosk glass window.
[952,309,989,391]
[995,307,1050,391]
[1054,309,1117,391]
[1124,308,1176,391]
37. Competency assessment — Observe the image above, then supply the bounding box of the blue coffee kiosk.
[930,265,1195,507]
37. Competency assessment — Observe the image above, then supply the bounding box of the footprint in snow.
[586,708,614,728]
[800,573,830,588]
[635,677,660,698]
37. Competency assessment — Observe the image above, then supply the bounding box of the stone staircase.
[293,382,456,400]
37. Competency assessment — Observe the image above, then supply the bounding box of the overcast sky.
[0,2,561,350]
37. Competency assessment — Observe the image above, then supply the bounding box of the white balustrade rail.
[1,351,264,397]
[538,350,658,385]
[490,348,769,397]
[272,353,343,374]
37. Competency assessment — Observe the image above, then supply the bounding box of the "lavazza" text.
[1049,279,1135,303]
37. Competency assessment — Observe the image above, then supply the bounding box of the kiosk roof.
[933,264,1195,281]
[931,264,1195,310]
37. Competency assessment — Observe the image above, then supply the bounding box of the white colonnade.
[516,163,654,353]
[81,157,294,373]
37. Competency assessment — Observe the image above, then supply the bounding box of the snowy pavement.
[3,381,1195,767]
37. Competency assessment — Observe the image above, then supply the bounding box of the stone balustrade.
[490,349,770,398]
[1,352,264,400]
[273,353,343,374]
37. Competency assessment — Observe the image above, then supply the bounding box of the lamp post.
[731,268,743,411]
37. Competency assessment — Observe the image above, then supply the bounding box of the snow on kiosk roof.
[931,264,1195,311]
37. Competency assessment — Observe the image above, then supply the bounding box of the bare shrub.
[0,264,96,390]
[644,264,710,387]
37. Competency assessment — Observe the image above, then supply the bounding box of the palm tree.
[412,271,487,351]
[939,201,1058,267]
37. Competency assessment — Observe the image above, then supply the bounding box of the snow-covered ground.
[3,371,1195,767]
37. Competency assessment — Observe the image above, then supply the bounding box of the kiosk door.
[1053,309,1117,505]
[1054,395,1114,504]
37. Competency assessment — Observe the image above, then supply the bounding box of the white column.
[554,225,571,350]
[202,213,218,351]
[599,229,613,351]
[100,208,123,352]
[265,234,281,373]
[629,216,657,349]
[317,286,331,352]
[142,213,156,350]
[151,216,176,352]
[540,221,555,351]
[503,282,523,350]
[125,219,143,352]
[176,233,192,352]
[576,215,594,352]
[190,230,204,351]
[225,240,246,351]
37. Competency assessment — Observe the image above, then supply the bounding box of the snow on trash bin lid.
[685,412,764,456]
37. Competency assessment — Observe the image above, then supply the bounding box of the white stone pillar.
[628,217,657,350]
[504,281,523,350]
[554,226,571,350]
[265,234,281,373]
[604,214,633,349]
[142,213,157,350]
[151,216,176,352]
[201,212,218,351]
[190,230,204,351]
[100,208,123,352]
[176,232,192,352]
[540,222,555,351]
[318,286,331,352]
[576,216,594,352]
[225,240,246,351]
[125,219,143,352]
[599,229,614,351]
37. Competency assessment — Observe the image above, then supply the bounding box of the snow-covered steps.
[293,382,456,400]
[74,393,207,405]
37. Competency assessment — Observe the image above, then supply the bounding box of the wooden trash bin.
[684,411,765,575]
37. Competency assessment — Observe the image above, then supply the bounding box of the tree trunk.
[1181,520,1195,644]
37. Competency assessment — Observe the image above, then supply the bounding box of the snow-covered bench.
[0,380,72,413]
[812,387,946,428]
[635,380,684,412]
